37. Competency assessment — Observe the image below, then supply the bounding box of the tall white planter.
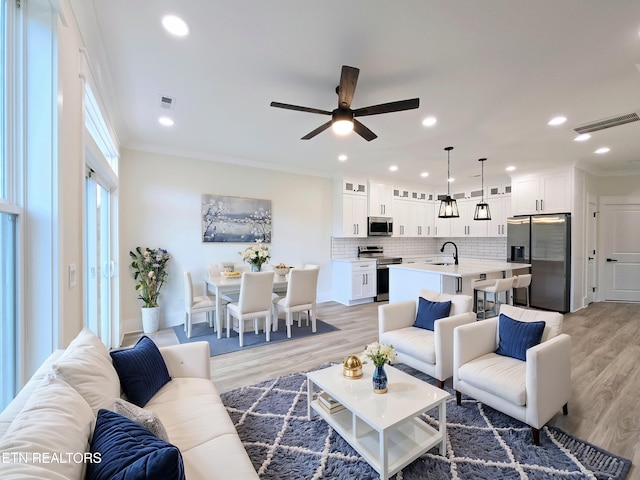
[141,306,160,333]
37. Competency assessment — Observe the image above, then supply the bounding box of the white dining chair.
[226,271,275,347]
[184,271,226,338]
[272,267,319,337]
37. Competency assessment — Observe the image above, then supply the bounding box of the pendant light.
[474,158,492,221]
[438,146,459,218]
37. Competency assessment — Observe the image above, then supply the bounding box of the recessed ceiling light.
[338,154,347,162]
[505,166,516,172]
[595,147,610,154]
[574,134,591,141]
[422,116,437,127]
[162,14,190,37]
[448,177,454,183]
[420,172,429,177]
[548,116,567,126]
[158,116,174,126]
[389,165,398,172]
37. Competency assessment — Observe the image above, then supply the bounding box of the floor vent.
[572,111,640,134]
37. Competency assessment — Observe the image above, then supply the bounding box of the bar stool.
[474,277,515,319]
[512,274,532,307]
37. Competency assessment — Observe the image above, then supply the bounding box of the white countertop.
[388,259,531,278]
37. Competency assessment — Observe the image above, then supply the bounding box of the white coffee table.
[307,363,449,480]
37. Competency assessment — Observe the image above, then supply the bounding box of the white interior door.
[586,196,597,304]
[600,198,640,302]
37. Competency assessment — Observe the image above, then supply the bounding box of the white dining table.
[205,274,288,339]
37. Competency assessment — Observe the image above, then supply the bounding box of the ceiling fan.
[270,65,420,141]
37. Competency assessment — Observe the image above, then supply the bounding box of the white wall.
[118,148,334,333]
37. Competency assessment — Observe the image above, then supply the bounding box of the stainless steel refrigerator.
[507,214,571,313]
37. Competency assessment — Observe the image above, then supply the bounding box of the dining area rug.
[173,319,339,356]
[220,363,632,480]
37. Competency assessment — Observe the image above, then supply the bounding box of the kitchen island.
[388,259,531,303]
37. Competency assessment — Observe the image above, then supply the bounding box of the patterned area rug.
[173,319,339,356]
[220,363,632,480]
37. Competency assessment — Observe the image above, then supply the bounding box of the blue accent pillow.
[495,313,545,361]
[86,409,184,480]
[413,298,452,331]
[110,336,171,407]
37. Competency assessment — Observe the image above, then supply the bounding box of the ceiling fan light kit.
[270,65,419,141]
[438,146,460,218]
[474,157,492,221]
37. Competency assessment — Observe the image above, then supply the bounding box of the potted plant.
[240,240,270,272]
[129,247,171,333]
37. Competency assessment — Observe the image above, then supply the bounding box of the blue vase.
[372,364,388,394]
[251,264,261,272]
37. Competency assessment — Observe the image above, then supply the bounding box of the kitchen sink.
[430,262,454,266]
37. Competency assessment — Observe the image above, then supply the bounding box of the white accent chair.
[272,267,319,337]
[453,304,571,445]
[512,273,532,307]
[474,276,515,319]
[184,271,225,338]
[378,289,476,388]
[226,271,275,347]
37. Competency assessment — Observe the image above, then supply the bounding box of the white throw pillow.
[0,375,96,479]
[113,398,170,441]
[52,329,120,414]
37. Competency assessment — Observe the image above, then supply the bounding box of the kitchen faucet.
[440,241,459,265]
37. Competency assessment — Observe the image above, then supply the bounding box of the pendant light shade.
[438,146,459,218]
[474,158,492,221]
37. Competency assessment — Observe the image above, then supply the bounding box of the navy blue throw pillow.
[413,298,452,331]
[110,335,171,407]
[495,313,545,361]
[86,409,184,480]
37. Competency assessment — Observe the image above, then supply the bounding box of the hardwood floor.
[138,300,639,477]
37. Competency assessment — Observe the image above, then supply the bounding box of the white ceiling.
[71,0,640,187]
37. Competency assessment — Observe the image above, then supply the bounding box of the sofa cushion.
[418,289,472,316]
[457,352,527,406]
[381,327,436,365]
[0,375,95,479]
[113,398,169,441]
[495,313,545,361]
[53,329,120,414]
[110,336,171,407]
[414,297,451,331]
[87,409,185,480]
[499,304,563,342]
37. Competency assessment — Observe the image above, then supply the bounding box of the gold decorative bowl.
[343,355,363,379]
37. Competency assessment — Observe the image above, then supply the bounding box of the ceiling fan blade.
[353,119,378,141]
[352,98,420,117]
[301,120,333,140]
[270,102,331,116]
[337,66,359,110]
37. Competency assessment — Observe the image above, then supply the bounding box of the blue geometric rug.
[220,363,632,480]
[173,319,339,356]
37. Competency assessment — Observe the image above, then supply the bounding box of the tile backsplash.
[331,236,507,261]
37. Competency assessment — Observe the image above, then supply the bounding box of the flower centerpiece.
[363,342,396,394]
[240,240,270,272]
[129,247,171,333]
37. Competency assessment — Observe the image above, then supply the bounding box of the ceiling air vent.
[159,95,175,110]
[572,111,640,134]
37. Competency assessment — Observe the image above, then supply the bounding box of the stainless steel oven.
[358,246,402,302]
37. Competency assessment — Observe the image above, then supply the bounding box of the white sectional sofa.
[0,329,258,480]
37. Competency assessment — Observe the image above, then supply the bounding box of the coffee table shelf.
[307,363,449,480]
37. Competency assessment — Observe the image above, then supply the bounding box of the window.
[0,212,17,409]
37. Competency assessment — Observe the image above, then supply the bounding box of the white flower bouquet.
[363,342,396,367]
[240,239,271,270]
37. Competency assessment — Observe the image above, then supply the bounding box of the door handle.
[606,258,618,262]
[588,257,594,260]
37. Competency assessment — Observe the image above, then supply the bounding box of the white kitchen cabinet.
[511,170,572,215]
[334,178,368,237]
[392,199,411,237]
[487,195,511,237]
[446,199,488,237]
[487,183,512,198]
[392,187,410,200]
[332,260,376,306]
[410,201,428,236]
[368,182,393,216]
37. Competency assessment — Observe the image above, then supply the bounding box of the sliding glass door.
[85,171,113,342]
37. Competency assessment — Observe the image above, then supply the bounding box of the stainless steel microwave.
[368,216,393,236]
